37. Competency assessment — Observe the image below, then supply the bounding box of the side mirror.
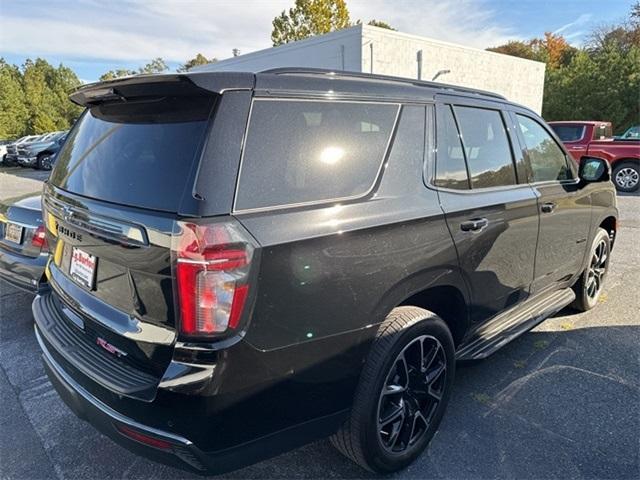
[579,156,610,183]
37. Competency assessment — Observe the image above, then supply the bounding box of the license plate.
[5,223,23,244]
[70,247,97,289]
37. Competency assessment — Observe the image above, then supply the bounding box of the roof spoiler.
[69,72,255,107]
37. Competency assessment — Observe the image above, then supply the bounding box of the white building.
[197,24,546,113]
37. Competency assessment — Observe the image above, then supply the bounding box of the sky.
[0,0,634,82]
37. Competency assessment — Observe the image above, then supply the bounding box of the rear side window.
[51,95,215,212]
[516,115,572,183]
[550,124,585,142]
[235,99,398,211]
[454,106,516,188]
[435,105,469,190]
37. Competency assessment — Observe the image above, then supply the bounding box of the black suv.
[33,69,618,475]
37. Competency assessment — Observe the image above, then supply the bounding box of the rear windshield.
[50,95,215,212]
[550,125,585,142]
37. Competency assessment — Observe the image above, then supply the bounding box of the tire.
[330,306,455,473]
[571,228,611,312]
[612,162,639,192]
[36,153,46,170]
[41,154,52,170]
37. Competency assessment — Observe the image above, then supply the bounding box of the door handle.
[541,202,556,213]
[460,218,489,232]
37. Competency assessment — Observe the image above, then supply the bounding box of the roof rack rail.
[261,67,507,100]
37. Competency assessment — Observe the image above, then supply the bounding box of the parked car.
[4,135,41,166]
[33,69,618,475]
[549,121,640,192]
[17,131,68,169]
[0,194,49,292]
[615,125,639,141]
[0,139,13,164]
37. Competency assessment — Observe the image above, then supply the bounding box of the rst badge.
[96,337,127,358]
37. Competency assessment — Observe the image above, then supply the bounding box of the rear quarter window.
[234,99,398,211]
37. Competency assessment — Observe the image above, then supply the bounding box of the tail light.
[31,225,48,251]
[173,220,256,338]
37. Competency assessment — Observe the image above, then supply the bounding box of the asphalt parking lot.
[1,165,638,479]
[0,166,50,200]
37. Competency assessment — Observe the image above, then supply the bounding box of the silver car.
[0,194,49,292]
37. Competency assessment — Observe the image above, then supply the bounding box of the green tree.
[99,68,136,81]
[0,58,82,137]
[51,64,83,124]
[0,59,29,139]
[23,59,67,133]
[99,57,169,81]
[487,40,539,61]
[177,53,217,73]
[271,0,350,46]
[543,40,639,133]
[139,57,169,74]
[488,33,577,68]
[488,3,639,134]
[366,20,396,30]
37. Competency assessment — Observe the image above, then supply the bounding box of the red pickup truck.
[549,121,640,192]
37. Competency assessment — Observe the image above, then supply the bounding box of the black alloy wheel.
[377,335,446,453]
[330,307,455,473]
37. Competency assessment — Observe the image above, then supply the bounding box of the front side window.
[454,106,516,188]
[235,99,398,211]
[517,115,572,183]
[435,105,469,190]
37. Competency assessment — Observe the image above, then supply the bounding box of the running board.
[455,288,576,361]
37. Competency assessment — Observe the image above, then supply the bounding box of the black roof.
[261,68,506,100]
[70,68,509,107]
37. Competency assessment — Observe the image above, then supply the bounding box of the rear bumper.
[35,325,210,474]
[0,249,48,293]
[33,291,350,474]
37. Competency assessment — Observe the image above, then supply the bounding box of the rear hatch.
[39,77,218,401]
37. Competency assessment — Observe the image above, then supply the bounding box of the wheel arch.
[613,157,640,167]
[371,268,471,348]
[398,285,469,347]
[598,215,618,248]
